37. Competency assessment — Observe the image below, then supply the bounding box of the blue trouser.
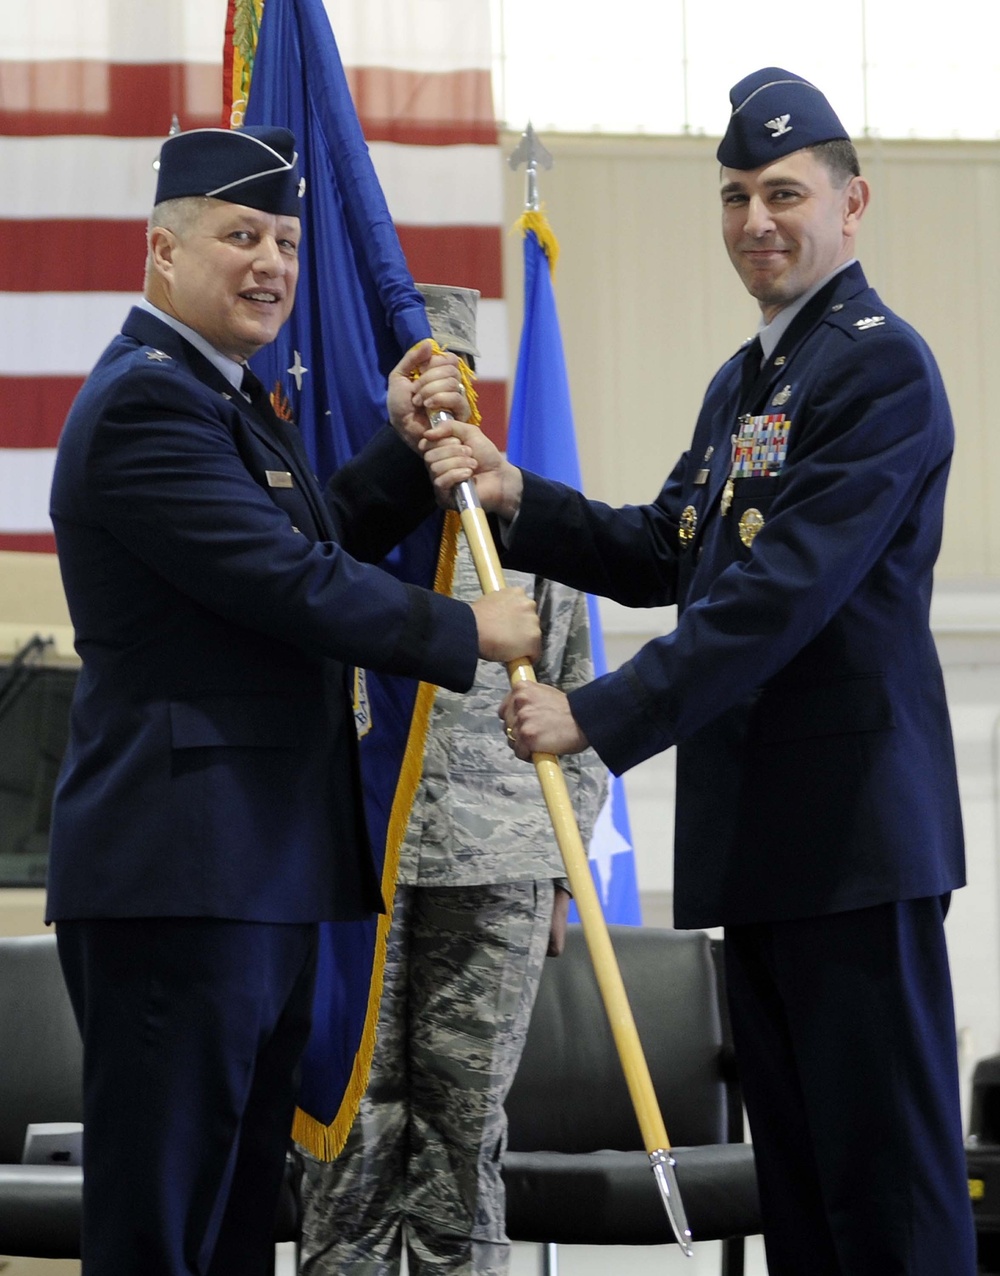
[58,917,317,1276]
[725,896,976,1275]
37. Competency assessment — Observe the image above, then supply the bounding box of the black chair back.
[502,925,761,1272]
[0,933,83,1164]
[506,926,726,1154]
[0,931,299,1264]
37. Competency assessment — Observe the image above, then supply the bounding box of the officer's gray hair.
[147,196,211,240]
[144,197,211,286]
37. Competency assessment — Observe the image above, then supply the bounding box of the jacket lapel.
[702,264,871,515]
[121,308,336,539]
[746,263,869,415]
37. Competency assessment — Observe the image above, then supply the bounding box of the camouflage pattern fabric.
[397,540,606,886]
[297,542,606,1273]
[298,879,554,1275]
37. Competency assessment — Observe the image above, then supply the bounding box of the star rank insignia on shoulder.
[145,349,172,362]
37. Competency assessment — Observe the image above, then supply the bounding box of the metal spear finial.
[507,122,553,212]
[152,116,182,172]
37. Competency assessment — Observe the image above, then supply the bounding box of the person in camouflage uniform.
[297,285,606,1276]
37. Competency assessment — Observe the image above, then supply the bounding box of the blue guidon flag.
[507,210,642,926]
[235,0,441,1158]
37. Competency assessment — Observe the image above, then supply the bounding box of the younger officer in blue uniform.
[47,125,539,1276]
[423,69,977,1276]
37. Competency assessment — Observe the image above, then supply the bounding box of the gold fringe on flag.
[513,208,560,278]
[436,342,481,425]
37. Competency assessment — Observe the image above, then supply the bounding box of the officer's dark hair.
[809,138,861,186]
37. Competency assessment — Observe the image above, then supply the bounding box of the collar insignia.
[145,349,171,362]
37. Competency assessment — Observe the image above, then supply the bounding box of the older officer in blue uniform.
[47,125,539,1276]
[424,69,976,1275]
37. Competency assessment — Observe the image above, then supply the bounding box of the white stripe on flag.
[2,136,502,227]
[369,142,502,226]
[0,449,57,534]
[472,298,509,382]
[0,137,161,218]
[2,0,227,62]
[2,0,494,71]
[324,0,492,71]
[0,293,139,376]
[0,292,510,382]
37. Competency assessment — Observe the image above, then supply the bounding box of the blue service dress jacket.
[504,263,965,928]
[47,307,479,926]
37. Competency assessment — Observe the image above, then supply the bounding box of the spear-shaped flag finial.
[508,122,553,212]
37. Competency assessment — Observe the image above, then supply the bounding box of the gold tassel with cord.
[420,340,481,425]
[513,208,560,278]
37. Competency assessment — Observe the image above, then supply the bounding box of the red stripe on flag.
[0,62,497,144]
[2,377,83,448]
[348,67,497,147]
[397,226,502,299]
[1,372,504,453]
[0,61,222,135]
[0,220,502,299]
[0,533,56,554]
[476,380,508,451]
[1,221,147,293]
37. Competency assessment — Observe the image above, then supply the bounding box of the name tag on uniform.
[266,470,294,489]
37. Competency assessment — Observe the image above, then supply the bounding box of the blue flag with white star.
[243,0,441,1156]
[507,220,642,925]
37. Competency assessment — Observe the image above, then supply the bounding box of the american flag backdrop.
[0,0,507,556]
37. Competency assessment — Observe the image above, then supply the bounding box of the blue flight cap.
[717,67,849,170]
[154,126,304,216]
